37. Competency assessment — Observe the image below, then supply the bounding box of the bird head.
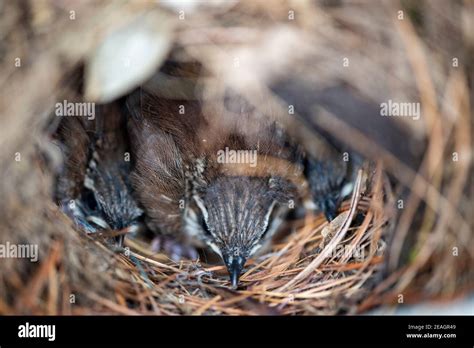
[190,175,292,288]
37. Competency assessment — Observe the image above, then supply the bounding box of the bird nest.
[84,168,386,315]
[0,0,472,315]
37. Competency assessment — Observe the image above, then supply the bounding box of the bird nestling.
[54,88,348,288]
[54,104,142,244]
[127,89,305,287]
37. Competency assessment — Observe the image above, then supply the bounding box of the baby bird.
[83,104,143,244]
[127,89,303,287]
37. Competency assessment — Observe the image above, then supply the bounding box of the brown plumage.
[54,87,350,287]
[127,89,304,287]
[126,90,203,236]
[54,104,142,241]
[54,116,91,202]
[84,104,142,235]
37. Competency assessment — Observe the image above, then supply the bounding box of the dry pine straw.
[75,167,390,315]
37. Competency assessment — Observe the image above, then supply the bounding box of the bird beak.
[224,255,246,289]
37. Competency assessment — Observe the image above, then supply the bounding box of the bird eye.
[260,223,271,239]
[193,195,212,237]
[198,212,212,237]
[260,201,279,239]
